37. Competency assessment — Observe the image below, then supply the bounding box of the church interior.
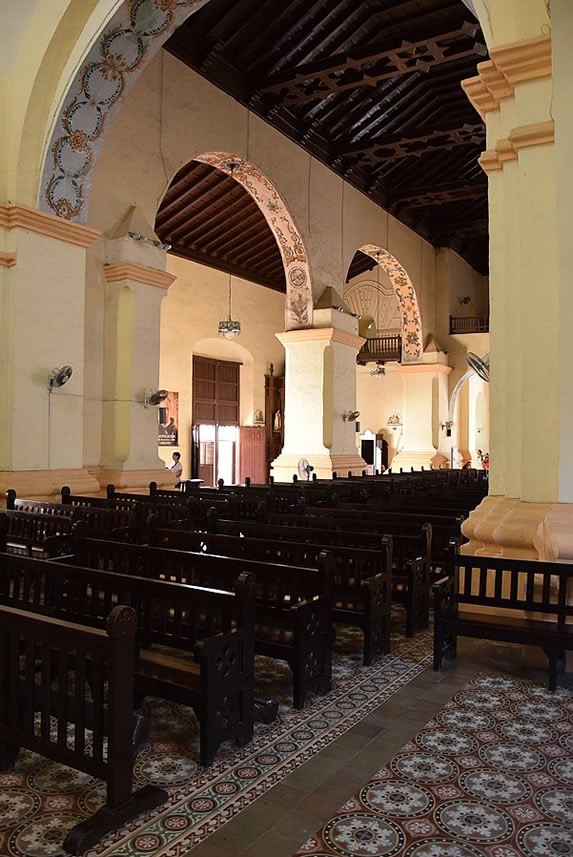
[0,1,572,856]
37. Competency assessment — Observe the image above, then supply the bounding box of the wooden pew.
[0,509,73,557]
[150,527,392,665]
[433,544,573,690]
[0,552,256,766]
[104,485,243,532]
[263,511,431,636]
[6,490,137,541]
[0,602,167,854]
[307,504,465,573]
[61,535,334,709]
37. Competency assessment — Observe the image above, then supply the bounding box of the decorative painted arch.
[195,154,313,330]
[40,0,214,222]
[37,0,313,330]
[360,244,423,362]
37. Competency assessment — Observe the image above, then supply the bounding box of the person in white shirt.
[168,451,183,485]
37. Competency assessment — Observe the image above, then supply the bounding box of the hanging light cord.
[228,165,235,320]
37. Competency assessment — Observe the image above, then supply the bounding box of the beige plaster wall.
[470,0,550,48]
[356,365,405,468]
[157,255,285,470]
[553,0,573,502]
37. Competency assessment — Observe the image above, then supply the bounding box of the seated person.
[168,451,183,485]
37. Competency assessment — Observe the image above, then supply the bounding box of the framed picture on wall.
[158,391,179,446]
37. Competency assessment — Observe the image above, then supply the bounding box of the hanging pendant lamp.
[218,162,241,339]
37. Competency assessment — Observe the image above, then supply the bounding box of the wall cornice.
[479,120,554,173]
[276,327,364,350]
[397,363,452,376]
[0,252,16,267]
[0,204,100,247]
[462,34,552,119]
[103,262,176,289]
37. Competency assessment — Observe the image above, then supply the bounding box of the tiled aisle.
[185,640,572,857]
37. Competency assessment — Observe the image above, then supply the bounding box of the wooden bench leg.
[63,785,168,855]
[0,740,19,770]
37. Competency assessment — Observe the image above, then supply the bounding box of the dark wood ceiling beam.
[168,244,286,293]
[392,182,486,208]
[261,23,486,103]
[250,0,360,76]
[241,241,282,270]
[156,172,229,227]
[197,207,265,256]
[335,122,484,166]
[163,185,245,245]
[434,218,489,240]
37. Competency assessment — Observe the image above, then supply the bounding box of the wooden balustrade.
[357,335,402,365]
[449,315,489,334]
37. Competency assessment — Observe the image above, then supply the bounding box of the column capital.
[103,261,176,290]
[276,326,364,350]
[462,33,552,119]
[479,121,555,172]
[397,362,452,376]
[0,203,101,247]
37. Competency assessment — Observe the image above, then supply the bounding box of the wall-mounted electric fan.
[466,352,490,383]
[144,389,169,407]
[48,365,73,392]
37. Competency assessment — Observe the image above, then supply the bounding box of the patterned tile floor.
[187,640,572,857]
[292,672,573,857]
[1,628,570,857]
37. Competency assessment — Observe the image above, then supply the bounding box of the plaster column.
[0,203,100,497]
[97,259,176,490]
[271,305,366,482]
[390,359,452,472]
[461,15,573,559]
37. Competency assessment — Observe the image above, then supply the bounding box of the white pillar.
[98,260,176,489]
[390,360,452,472]
[461,23,573,559]
[0,204,100,497]
[271,306,367,481]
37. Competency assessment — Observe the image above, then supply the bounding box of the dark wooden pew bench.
[0,552,256,767]
[433,545,573,690]
[0,603,167,855]
[151,527,392,666]
[323,503,465,573]
[6,490,137,541]
[264,512,431,636]
[61,535,334,710]
[0,509,73,557]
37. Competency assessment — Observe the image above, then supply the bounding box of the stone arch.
[194,154,313,331]
[359,244,423,362]
[39,0,214,222]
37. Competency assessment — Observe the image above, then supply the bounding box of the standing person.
[168,451,183,486]
[482,452,489,470]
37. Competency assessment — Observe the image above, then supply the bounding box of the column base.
[461,496,573,560]
[0,468,101,502]
[389,450,448,472]
[87,467,176,493]
[271,452,367,483]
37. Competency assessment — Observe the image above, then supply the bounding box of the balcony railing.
[449,315,489,334]
[357,334,402,365]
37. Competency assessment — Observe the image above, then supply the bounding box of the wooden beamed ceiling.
[157,0,489,294]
